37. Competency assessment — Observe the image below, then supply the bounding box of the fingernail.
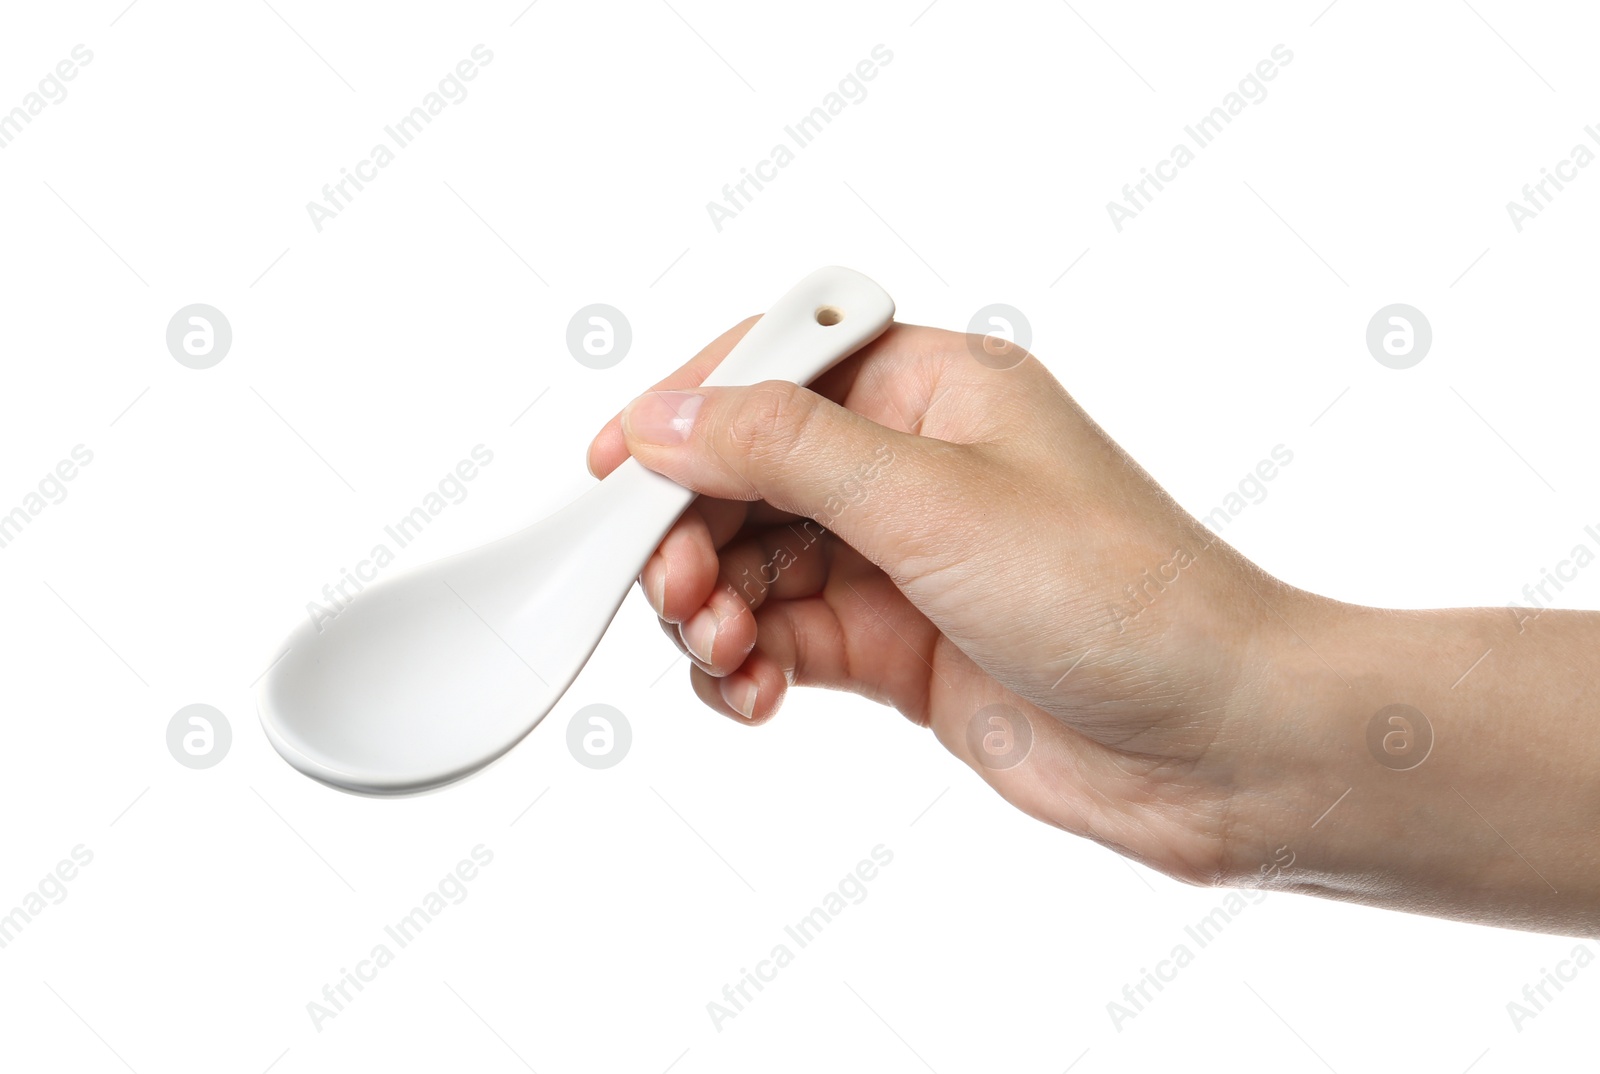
[681,607,717,666]
[623,391,703,446]
[649,563,668,618]
[720,676,758,719]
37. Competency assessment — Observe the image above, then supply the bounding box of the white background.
[2,0,1597,1071]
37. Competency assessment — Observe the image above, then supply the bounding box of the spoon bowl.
[258,267,896,795]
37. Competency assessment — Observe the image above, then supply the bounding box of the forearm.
[1228,596,1600,936]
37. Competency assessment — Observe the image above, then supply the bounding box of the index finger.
[586,315,760,478]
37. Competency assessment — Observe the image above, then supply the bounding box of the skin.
[587,318,1600,937]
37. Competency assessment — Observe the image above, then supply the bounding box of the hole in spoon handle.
[697,266,896,390]
[600,267,896,579]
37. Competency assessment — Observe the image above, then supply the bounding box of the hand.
[587,318,1284,886]
[588,317,1600,936]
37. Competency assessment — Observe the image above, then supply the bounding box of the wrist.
[1207,584,1363,887]
[1219,593,1600,934]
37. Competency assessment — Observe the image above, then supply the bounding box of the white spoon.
[257,267,896,795]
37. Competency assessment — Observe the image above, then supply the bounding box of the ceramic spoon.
[258,266,896,795]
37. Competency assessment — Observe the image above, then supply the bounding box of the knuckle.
[726,381,817,464]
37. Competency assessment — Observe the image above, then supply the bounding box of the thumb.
[619,380,975,574]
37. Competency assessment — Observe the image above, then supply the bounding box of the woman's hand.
[588,317,1600,937]
[588,318,1287,886]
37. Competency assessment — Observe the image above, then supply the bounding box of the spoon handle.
[598,267,897,565]
[698,265,897,389]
